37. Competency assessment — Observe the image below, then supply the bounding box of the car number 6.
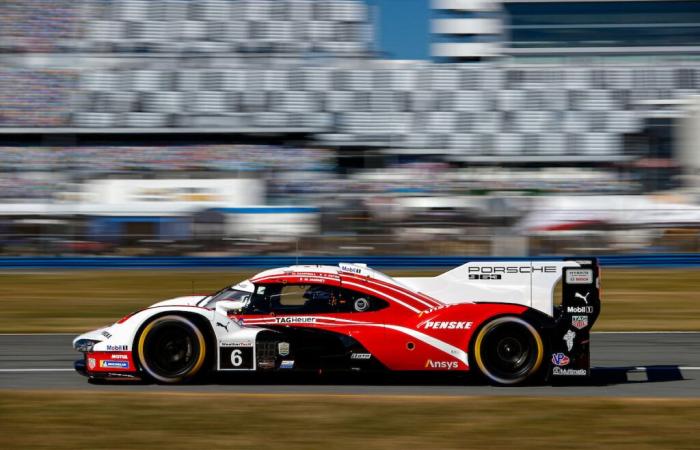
[230,349,243,367]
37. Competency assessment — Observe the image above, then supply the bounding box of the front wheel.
[136,315,208,384]
[471,316,545,386]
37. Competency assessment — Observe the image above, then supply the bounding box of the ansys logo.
[425,360,458,370]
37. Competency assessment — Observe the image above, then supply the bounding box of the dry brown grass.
[0,390,699,449]
[0,268,698,332]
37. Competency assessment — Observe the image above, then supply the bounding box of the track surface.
[1,333,698,397]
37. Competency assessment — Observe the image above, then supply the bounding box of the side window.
[248,283,340,314]
[337,288,389,313]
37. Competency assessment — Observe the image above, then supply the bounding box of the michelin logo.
[563,330,576,351]
[100,360,129,369]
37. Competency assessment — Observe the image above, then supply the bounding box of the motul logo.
[422,321,473,330]
[425,359,458,370]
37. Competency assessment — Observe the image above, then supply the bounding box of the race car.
[73,259,601,385]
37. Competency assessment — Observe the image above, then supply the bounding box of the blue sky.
[367,0,430,60]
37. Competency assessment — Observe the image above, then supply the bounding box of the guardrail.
[1,254,700,269]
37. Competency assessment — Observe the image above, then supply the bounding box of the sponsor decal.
[109,354,128,360]
[563,330,576,351]
[566,306,594,314]
[425,359,459,370]
[276,317,316,324]
[340,264,362,274]
[219,346,254,370]
[553,367,587,376]
[572,315,588,330]
[551,353,570,366]
[469,274,502,280]
[101,330,112,339]
[220,340,253,347]
[350,353,372,360]
[280,360,295,369]
[566,269,593,284]
[88,358,96,370]
[100,360,130,369]
[354,298,370,312]
[216,322,230,332]
[419,305,449,316]
[574,291,591,304]
[422,321,473,330]
[278,342,290,357]
[106,345,128,351]
[468,266,557,274]
[298,277,327,284]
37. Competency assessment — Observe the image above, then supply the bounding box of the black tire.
[136,315,209,384]
[471,316,545,386]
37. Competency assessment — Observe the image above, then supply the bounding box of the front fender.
[88,306,219,353]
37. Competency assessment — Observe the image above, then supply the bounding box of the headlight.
[73,339,98,352]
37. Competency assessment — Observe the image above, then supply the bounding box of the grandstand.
[0,0,696,163]
[0,0,697,257]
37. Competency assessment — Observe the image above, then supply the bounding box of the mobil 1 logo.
[219,344,254,370]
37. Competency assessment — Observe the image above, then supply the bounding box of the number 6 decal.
[219,346,254,370]
[230,349,243,367]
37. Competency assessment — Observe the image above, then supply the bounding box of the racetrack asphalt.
[0,332,698,397]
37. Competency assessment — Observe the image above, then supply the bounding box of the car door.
[237,282,351,370]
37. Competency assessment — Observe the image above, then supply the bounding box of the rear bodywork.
[73,258,601,382]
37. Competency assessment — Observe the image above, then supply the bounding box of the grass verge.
[0,268,699,332]
[1,391,699,449]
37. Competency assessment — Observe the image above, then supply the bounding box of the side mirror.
[215,300,245,316]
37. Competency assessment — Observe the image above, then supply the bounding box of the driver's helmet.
[303,285,333,302]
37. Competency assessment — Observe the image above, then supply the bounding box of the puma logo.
[216,322,230,332]
[574,291,591,304]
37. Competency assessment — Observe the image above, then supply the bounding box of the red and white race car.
[73,259,600,385]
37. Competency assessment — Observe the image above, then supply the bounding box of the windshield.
[199,288,252,309]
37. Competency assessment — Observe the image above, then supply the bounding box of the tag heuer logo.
[572,315,588,329]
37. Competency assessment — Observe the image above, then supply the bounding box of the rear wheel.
[472,316,545,386]
[136,315,208,384]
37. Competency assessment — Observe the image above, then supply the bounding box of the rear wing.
[548,260,601,378]
[396,258,598,317]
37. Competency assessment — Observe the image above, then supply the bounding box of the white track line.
[0,368,74,372]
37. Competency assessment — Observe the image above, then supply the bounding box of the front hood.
[150,295,207,308]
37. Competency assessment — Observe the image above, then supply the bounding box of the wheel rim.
[474,317,543,385]
[138,316,206,383]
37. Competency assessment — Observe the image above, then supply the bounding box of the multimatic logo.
[553,367,587,376]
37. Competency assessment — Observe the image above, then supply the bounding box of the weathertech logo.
[425,360,458,370]
[422,321,473,330]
